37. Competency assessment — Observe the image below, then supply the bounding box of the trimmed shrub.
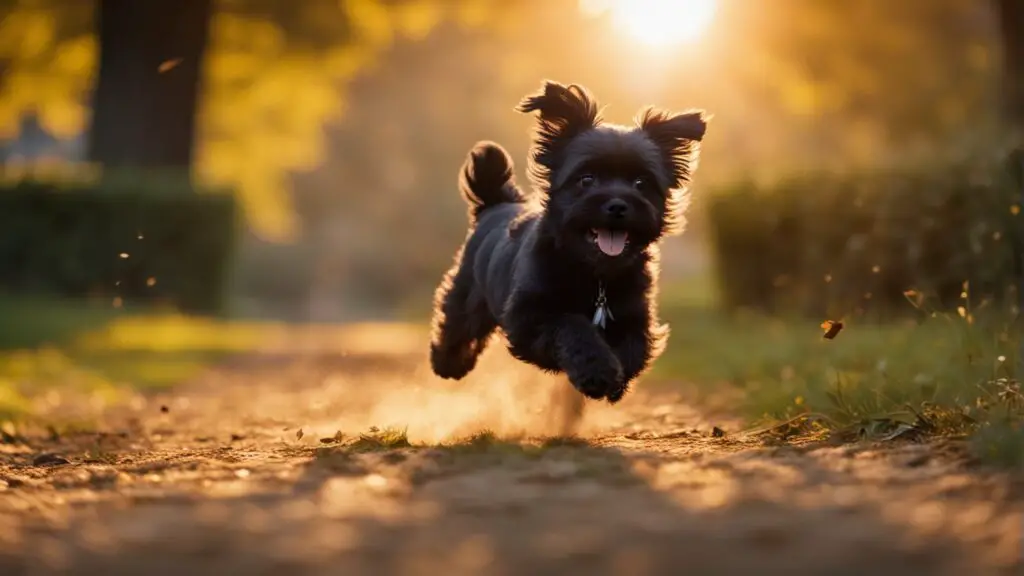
[707,161,1024,319]
[0,179,239,315]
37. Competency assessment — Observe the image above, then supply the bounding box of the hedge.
[0,179,239,315]
[707,160,1024,319]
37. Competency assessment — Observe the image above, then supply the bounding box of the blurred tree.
[723,0,1001,164]
[994,0,1024,133]
[0,0,501,240]
[0,0,94,141]
[87,0,212,171]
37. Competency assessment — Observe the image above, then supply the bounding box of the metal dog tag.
[592,283,614,329]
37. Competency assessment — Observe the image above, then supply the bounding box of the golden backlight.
[604,0,718,48]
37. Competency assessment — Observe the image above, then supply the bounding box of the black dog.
[429,80,708,403]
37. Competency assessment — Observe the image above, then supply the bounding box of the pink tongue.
[596,229,628,256]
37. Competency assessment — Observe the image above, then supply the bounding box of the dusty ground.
[0,324,1022,575]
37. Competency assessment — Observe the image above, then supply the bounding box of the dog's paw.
[605,380,629,404]
[568,360,623,400]
[429,344,477,380]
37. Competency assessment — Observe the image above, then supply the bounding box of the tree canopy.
[0,0,1008,240]
[0,0,498,240]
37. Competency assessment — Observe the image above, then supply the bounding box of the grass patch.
[655,278,1024,467]
[0,295,129,350]
[348,426,412,452]
[0,296,291,421]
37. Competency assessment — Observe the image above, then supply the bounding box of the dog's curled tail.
[459,141,526,223]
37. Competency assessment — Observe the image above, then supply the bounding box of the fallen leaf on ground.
[33,454,69,467]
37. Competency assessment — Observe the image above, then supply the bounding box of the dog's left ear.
[636,107,709,189]
[516,80,602,189]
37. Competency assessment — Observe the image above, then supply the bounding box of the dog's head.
[516,80,708,268]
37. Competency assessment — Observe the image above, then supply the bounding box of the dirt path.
[0,324,1021,575]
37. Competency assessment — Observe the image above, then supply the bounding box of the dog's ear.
[636,107,709,189]
[637,107,709,235]
[516,80,601,188]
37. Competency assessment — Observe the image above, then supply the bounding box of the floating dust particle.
[137,233,144,240]
[821,320,844,340]
[871,265,881,273]
[296,428,304,440]
[235,469,250,479]
[1012,205,1021,216]
[823,273,832,283]
[157,58,183,73]
[112,297,123,309]
[119,253,129,259]
[146,277,157,287]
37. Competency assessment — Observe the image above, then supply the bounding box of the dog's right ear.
[515,80,601,188]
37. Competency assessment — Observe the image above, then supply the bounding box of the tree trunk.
[996,0,1024,131]
[86,0,213,174]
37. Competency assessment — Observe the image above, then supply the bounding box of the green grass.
[0,295,271,421]
[0,295,129,350]
[655,276,1024,467]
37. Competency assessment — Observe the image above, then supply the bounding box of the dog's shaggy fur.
[429,80,708,403]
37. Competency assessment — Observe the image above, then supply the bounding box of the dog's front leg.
[504,299,623,400]
[604,305,669,403]
[550,315,624,400]
[606,328,651,403]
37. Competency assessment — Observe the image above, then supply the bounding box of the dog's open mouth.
[590,228,629,257]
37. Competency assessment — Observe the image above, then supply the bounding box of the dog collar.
[592,282,614,329]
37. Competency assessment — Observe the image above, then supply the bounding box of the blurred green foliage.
[0,178,239,315]
[653,276,1024,467]
[0,0,505,241]
[706,159,1024,318]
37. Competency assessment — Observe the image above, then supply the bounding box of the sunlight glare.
[609,0,717,48]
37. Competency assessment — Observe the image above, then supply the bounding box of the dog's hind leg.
[429,251,497,380]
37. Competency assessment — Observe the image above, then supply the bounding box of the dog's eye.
[579,174,596,188]
[633,177,648,191]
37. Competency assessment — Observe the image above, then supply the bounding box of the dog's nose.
[604,199,629,219]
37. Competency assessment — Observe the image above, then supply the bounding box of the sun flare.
[605,0,718,48]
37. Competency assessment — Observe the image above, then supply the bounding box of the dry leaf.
[821,320,844,340]
[158,58,183,73]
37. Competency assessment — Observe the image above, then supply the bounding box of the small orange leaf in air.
[821,320,844,340]
[158,58,183,73]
